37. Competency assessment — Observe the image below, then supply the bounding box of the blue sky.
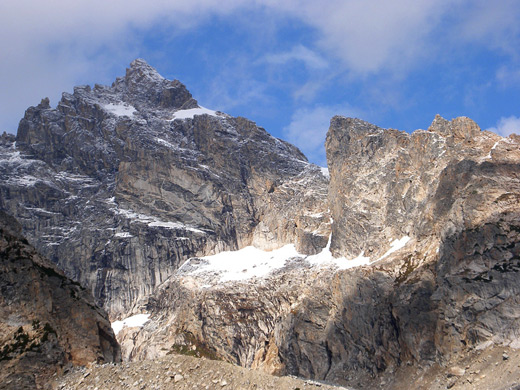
[1,1,519,165]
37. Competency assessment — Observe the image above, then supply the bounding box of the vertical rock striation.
[1,59,329,318]
[122,115,520,389]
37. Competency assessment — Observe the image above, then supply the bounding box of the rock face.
[119,115,520,389]
[56,353,348,390]
[3,57,520,389]
[0,211,120,390]
[0,59,329,318]
[325,115,518,260]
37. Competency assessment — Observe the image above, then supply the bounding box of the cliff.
[0,59,329,318]
[119,115,520,389]
[2,58,520,389]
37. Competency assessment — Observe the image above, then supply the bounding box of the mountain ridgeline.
[2,59,329,318]
[1,59,519,389]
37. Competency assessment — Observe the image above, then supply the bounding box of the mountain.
[1,59,520,389]
[117,114,520,389]
[0,59,329,318]
[0,211,120,389]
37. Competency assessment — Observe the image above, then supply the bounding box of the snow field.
[111,314,150,335]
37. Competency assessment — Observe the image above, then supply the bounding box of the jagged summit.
[116,58,198,110]
[3,59,329,318]
[128,58,164,80]
[428,114,482,141]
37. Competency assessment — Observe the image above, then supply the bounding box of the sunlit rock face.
[3,57,520,389]
[119,115,520,389]
[0,59,329,318]
[325,115,516,259]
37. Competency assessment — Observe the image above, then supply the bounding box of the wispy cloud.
[487,116,520,137]
[264,45,328,70]
[262,0,446,75]
[496,66,520,87]
[0,0,250,132]
[451,0,520,56]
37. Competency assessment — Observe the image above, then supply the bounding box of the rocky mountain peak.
[37,97,51,110]
[127,58,164,81]
[116,58,198,110]
[3,59,329,318]
[428,114,481,141]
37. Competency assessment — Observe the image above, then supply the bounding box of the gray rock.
[121,115,520,389]
[1,59,329,318]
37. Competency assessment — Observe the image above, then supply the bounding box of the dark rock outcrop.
[0,211,120,390]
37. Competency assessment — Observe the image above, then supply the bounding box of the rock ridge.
[118,114,520,389]
[1,59,330,317]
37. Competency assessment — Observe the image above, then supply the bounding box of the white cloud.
[487,116,520,137]
[264,45,328,70]
[452,0,520,56]
[283,105,362,166]
[261,0,447,74]
[1,0,520,134]
[198,55,272,114]
[0,0,249,133]
[496,66,520,87]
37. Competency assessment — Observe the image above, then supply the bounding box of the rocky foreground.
[55,353,349,390]
[0,211,120,390]
[55,344,520,390]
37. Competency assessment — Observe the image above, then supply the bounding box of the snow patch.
[155,138,177,149]
[306,234,371,270]
[320,167,330,179]
[183,233,374,284]
[111,205,205,234]
[7,175,42,187]
[484,140,501,160]
[377,236,411,261]
[148,221,205,234]
[170,106,218,120]
[111,314,150,335]
[184,245,300,282]
[103,102,137,117]
[114,232,133,238]
[55,171,94,183]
